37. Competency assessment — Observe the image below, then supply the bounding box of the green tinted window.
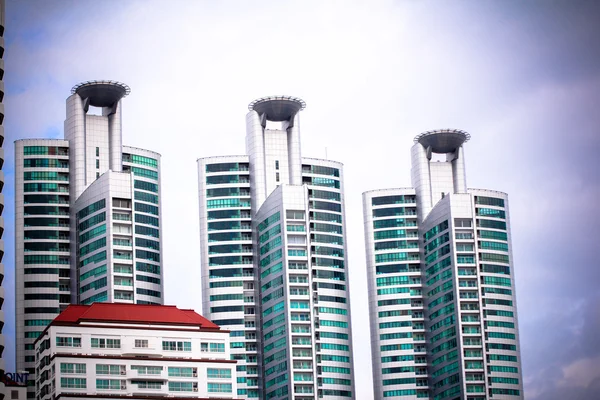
[476,207,505,219]
[78,200,106,219]
[24,146,68,156]
[79,212,106,231]
[23,158,68,168]
[134,191,159,204]
[478,219,506,230]
[134,180,159,193]
[475,196,504,207]
[258,212,280,232]
[130,166,158,180]
[206,174,248,185]
[478,230,507,241]
[125,154,158,168]
[205,162,248,173]
[24,171,68,181]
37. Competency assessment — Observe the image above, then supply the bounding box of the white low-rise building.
[33,303,238,400]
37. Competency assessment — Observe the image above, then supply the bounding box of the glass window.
[207,368,231,379]
[479,252,510,264]
[132,380,162,389]
[312,222,343,234]
[130,166,158,180]
[80,277,107,293]
[124,154,158,168]
[205,162,247,173]
[131,365,163,375]
[134,180,159,193]
[60,363,86,374]
[23,171,68,181]
[374,218,417,229]
[209,343,225,353]
[23,157,68,168]
[311,201,341,213]
[475,196,504,207]
[478,229,507,241]
[206,174,248,185]
[168,367,196,377]
[78,212,106,232]
[476,207,506,219]
[258,212,281,232]
[56,337,81,347]
[91,338,121,349]
[96,365,125,375]
[477,219,506,230]
[305,176,340,188]
[161,341,191,352]
[207,198,250,209]
[479,241,509,252]
[454,219,472,228]
[302,165,339,177]
[61,378,86,389]
[96,379,125,390]
[168,382,195,392]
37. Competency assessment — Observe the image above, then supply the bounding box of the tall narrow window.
[96,147,100,157]
[276,173,280,182]
[96,159,100,169]
[275,160,279,170]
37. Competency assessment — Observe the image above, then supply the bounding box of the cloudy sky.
[3,0,600,398]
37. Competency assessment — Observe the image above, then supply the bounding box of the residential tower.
[198,96,355,399]
[363,129,523,399]
[15,81,164,398]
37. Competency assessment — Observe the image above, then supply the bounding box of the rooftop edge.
[414,128,471,153]
[71,80,131,107]
[248,95,306,121]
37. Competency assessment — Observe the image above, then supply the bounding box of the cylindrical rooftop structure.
[414,129,470,153]
[71,80,131,107]
[248,95,306,121]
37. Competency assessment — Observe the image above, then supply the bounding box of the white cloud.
[559,355,600,389]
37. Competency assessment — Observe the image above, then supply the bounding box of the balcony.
[113,252,132,260]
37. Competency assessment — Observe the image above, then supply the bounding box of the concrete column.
[246,110,266,211]
[451,146,467,194]
[64,94,86,199]
[287,112,302,185]
[107,101,123,172]
[411,143,433,222]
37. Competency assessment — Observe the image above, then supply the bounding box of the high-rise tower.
[15,81,164,398]
[198,96,356,400]
[364,129,523,400]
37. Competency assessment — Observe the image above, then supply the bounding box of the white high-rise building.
[34,303,237,400]
[363,129,523,400]
[15,81,164,398]
[198,96,355,399]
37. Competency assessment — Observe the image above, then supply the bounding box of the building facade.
[15,81,164,397]
[364,130,523,399]
[34,303,237,400]
[0,376,27,400]
[198,96,355,399]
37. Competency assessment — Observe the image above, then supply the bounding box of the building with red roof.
[0,373,28,400]
[33,303,237,400]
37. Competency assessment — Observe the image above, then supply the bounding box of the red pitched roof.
[52,303,220,330]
